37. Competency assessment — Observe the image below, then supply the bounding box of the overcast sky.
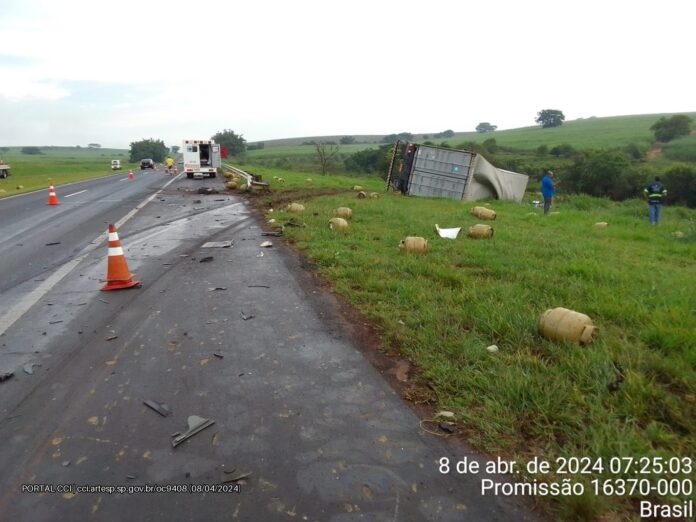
[0,0,693,148]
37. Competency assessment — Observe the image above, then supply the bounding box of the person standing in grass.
[541,170,559,215]
[643,176,667,225]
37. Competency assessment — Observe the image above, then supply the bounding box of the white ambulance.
[182,139,221,179]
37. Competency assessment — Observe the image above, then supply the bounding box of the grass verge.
[237,164,696,520]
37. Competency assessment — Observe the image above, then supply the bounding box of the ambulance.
[182,139,221,179]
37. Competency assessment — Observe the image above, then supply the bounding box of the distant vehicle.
[140,158,155,170]
[111,160,121,170]
[182,140,221,179]
[0,160,10,179]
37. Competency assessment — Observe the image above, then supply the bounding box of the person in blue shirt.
[643,176,667,225]
[541,170,559,215]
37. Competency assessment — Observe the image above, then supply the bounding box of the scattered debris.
[201,241,232,248]
[248,285,270,289]
[393,360,410,382]
[438,422,456,434]
[214,198,226,202]
[259,241,273,248]
[435,224,461,239]
[45,242,61,246]
[240,311,255,321]
[62,461,71,467]
[144,400,172,417]
[172,416,216,448]
[197,187,219,195]
[208,287,227,291]
[435,411,456,419]
[193,199,202,204]
[222,472,252,483]
[199,256,214,263]
[98,299,109,304]
[213,352,224,359]
[256,252,264,258]
[106,335,118,341]
[261,230,283,237]
[49,320,63,324]
[0,372,14,382]
[126,475,137,480]
[486,345,499,353]
[23,363,41,375]
[267,219,276,224]
[284,219,305,228]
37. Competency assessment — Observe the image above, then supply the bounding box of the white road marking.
[64,189,88,198]
[0,172,183,337]
[119,178,128,181]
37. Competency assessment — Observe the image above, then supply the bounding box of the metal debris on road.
[172,416,216,448]
[49,320,63,324]
[248,285,270,289]
[62,461,70,467]
[222,472,252,483]
[256,252,264,258]
[45,242,61,246]
[193,199,202,204]
[144,400,172,417]
[240,311,255,321]
[438,422,456,434]
[0,372,14,382]
[106,335,118,341]
[261,230,283,237]
[98,299,109,304]
[201,241,232,248]
[259,241,273,248]
[23,363,41,375]
[213,352,224,359]
[208,287,227,291]
[126,475,137,480]
[199,256,214,263]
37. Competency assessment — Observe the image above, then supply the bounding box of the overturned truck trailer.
[386,142,529,202]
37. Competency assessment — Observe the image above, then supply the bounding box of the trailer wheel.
[0,171,7,179]
[210,172,216,178]
[187,173,193,179]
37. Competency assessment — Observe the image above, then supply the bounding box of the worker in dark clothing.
[643,176,667,225]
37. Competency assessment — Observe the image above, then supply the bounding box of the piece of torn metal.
[247,285,270,289]
[259,241,273,248]
[199,256,214,263]
[213,352,224,359]
[261,230,283,237]
[208,287,227,291]
[256,252,264,258]
[0,372,14,382]
[201,241,232,248]
[222,472,252,483]
[144,400,172,417]
[23,363,41,375]
[240,311,255,321]
[45,242,61,246]
[435,224,461,239]
[172,416,216,448]
[106,335,118,341]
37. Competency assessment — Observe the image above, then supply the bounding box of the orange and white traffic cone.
[101,224,140,291]
[128,169,134,180]
[47,185,59,205]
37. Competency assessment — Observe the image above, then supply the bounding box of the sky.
[0,0,694,149]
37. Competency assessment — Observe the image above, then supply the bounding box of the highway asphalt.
[0,172,542,521]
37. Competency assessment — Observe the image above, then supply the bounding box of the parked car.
[111,160,121,170]
[140,158,155,170]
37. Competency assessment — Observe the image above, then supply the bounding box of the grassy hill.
[246,112,696,157]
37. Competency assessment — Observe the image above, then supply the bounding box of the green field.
[235,164,696,520]
[0,147,133,197]
[244,112,696,162]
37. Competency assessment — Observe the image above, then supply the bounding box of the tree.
[21,146,43,155]
[549,143,577,158]
[170,145,180,154]
[663,163,696,208]
[87,143,101,148]
[211,129,246,156]
[382,132,413,144]
[482,138,498,153]
[315,142,339,175]
[535,109,565,128]
[340,136,356,145]
[650,115,692,143]
[343,144,392,175]
[475,122,497,133]
[434,129,455,138]
[129,139,168,162]
[565,150,635,200]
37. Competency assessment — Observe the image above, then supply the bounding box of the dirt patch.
[245,187,351,211]
[646,144,662,161]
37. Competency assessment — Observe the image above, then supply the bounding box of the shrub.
[662,163,696,207]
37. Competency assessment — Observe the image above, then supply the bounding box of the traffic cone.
[101,224,140,291]
[128,169,134,180]
[47,185,59,205]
